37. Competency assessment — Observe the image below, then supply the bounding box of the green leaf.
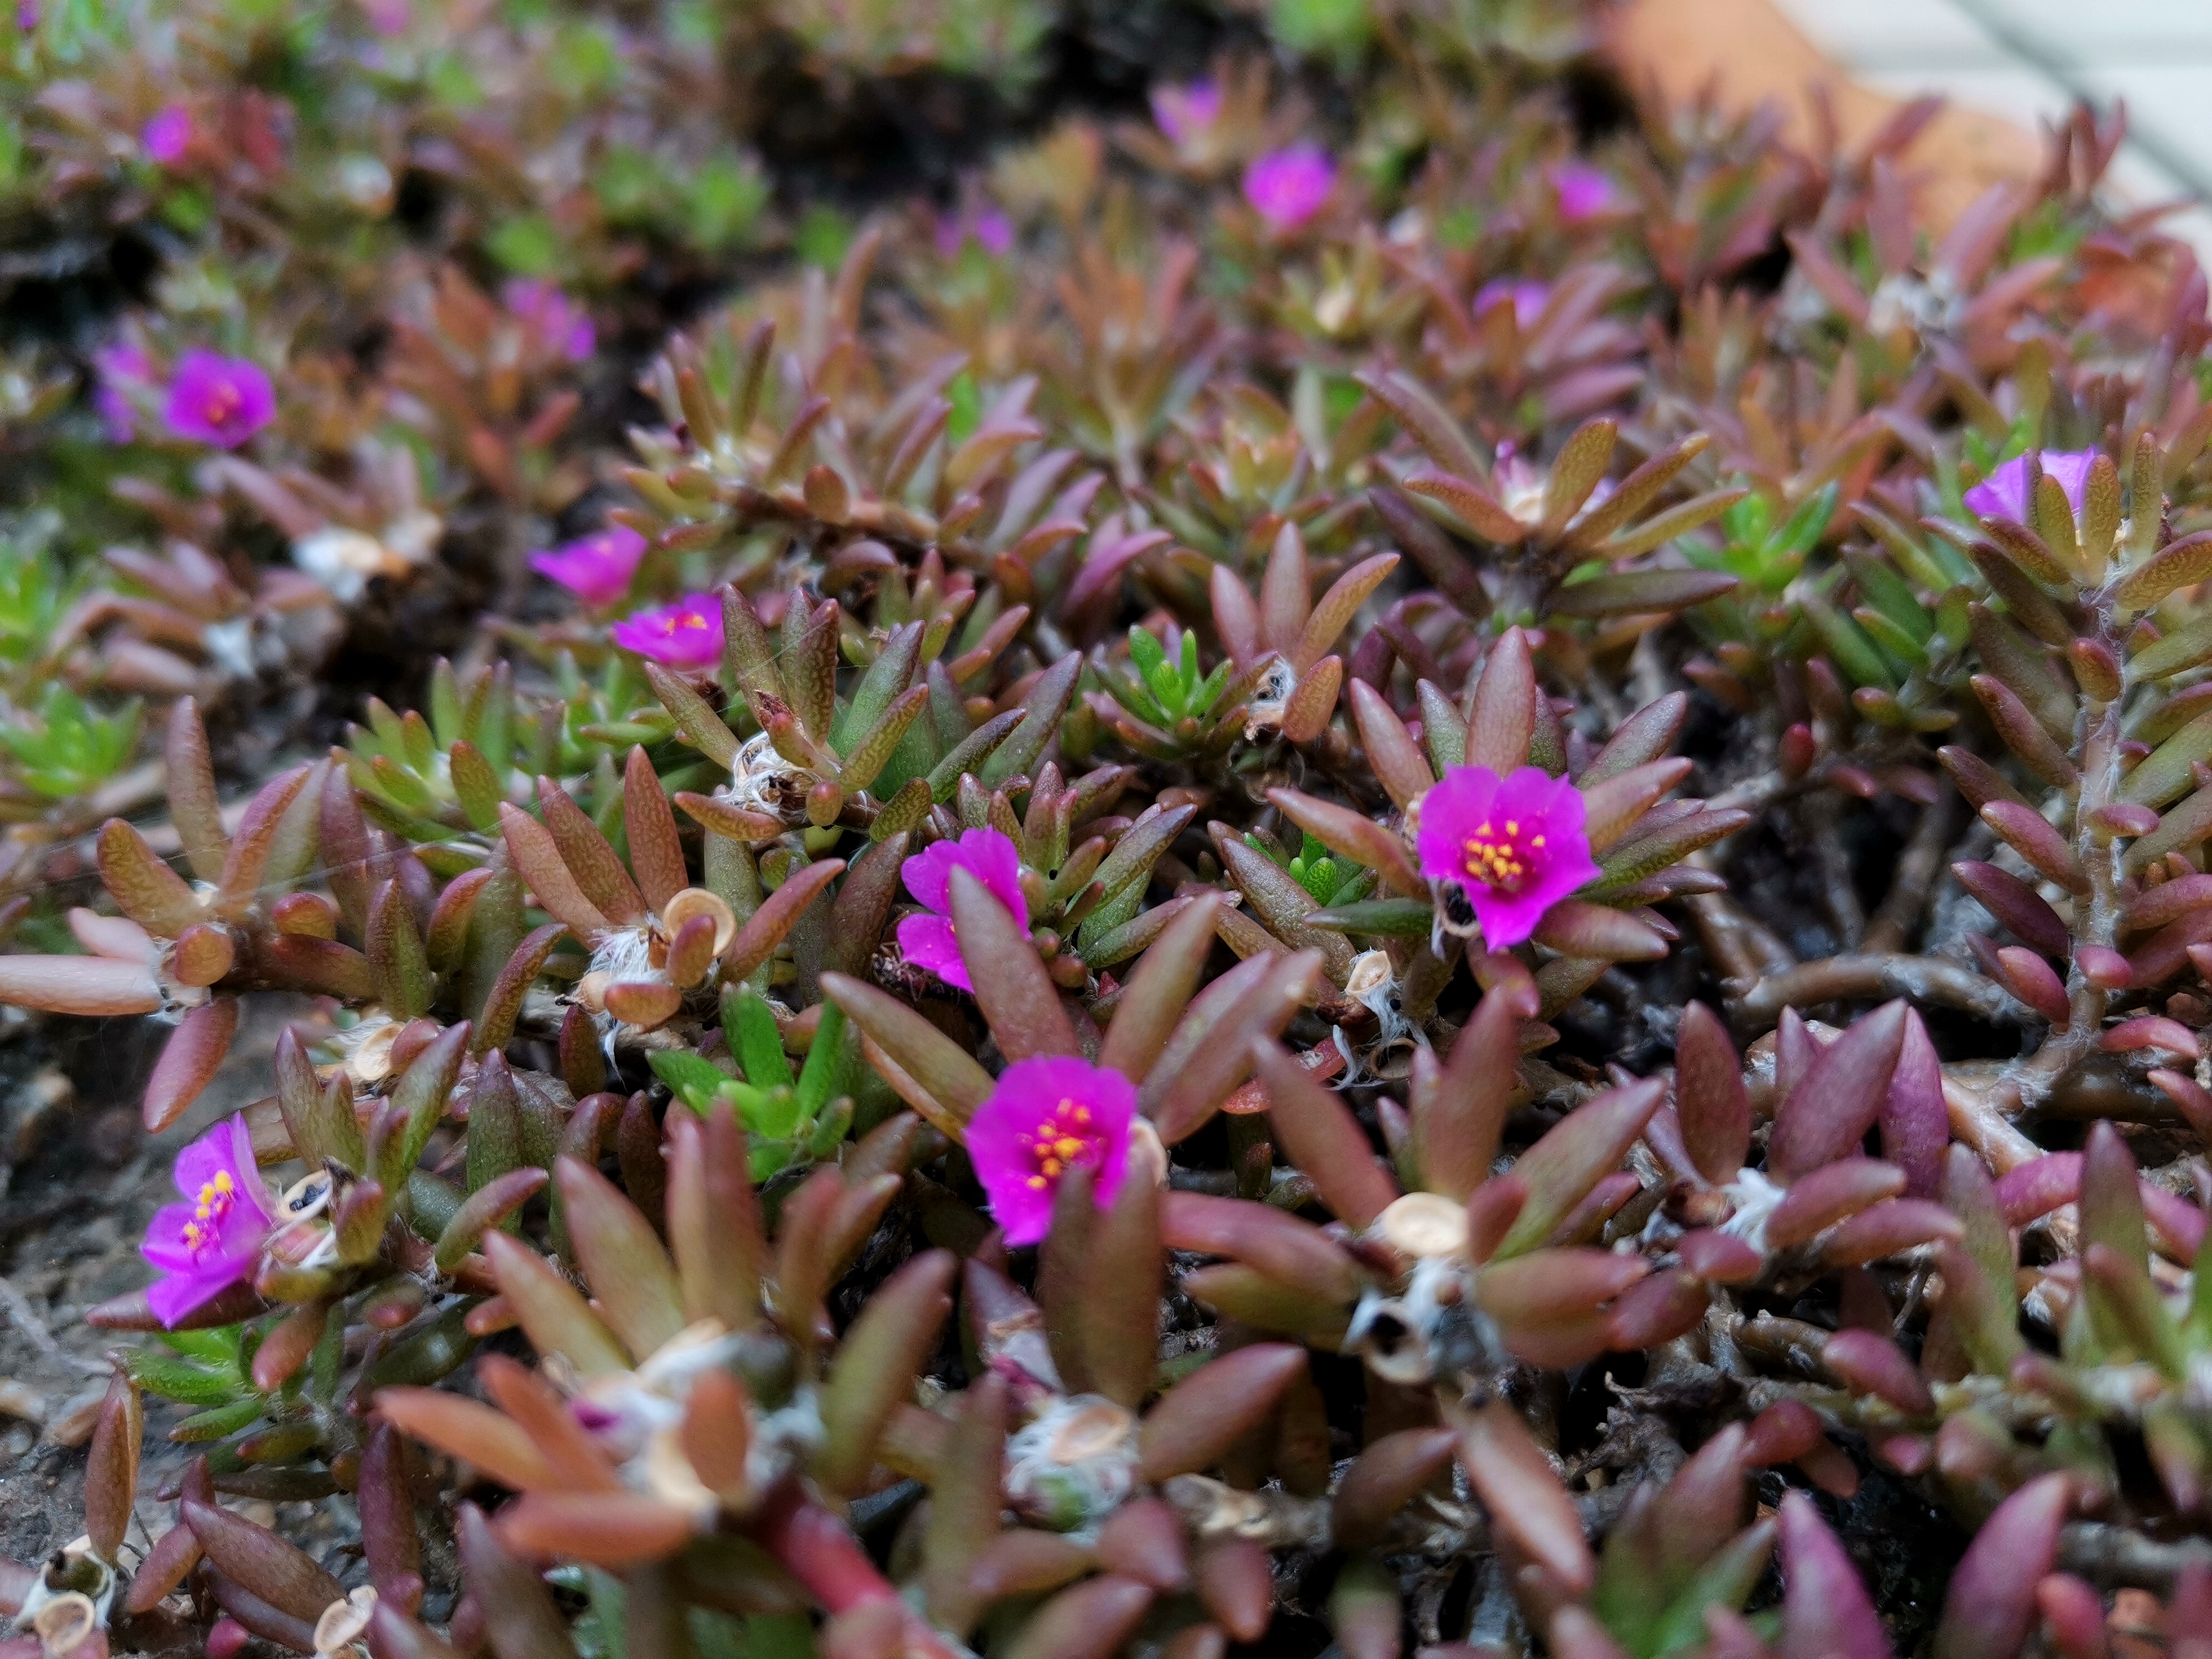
[1771,482,1839,559]
[1305,898,1432,935]
[725,987,795,1092]
[795,1000,851,1115]
[690,157,770,255]
[795,206,852,272]
[126,1353,242,1406]
[172,1397,268,1443]
[649,1049,743,1112]
[945,373,982,446]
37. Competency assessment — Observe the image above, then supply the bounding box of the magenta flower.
[141,1114,277,1327]
[966,1055,1138,1245]
[93,342,154,441]
[1551,161,1619,222]
[362,0,410,35]
[143,105,193,168]
[17,1,41,31]
[935,208,1014,259]
[503,279,596,363]
[1243,145,1335,232]
[1963,449,2099,525]
[1151,79,1222,145]
[529,525,646,607]
[609,593,723,668]
[1474,279,1551,331]
[896,827,1028,993]
[163,349,275,449]
[1415,764,1601,948]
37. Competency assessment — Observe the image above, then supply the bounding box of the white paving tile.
[2081,65,2212,184]
[1961,0,2212,59]
[1856,64,2078,133]
[1773,0,2005,69]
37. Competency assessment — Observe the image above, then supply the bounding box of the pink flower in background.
[163,349,275,448]
[1151,79,1222,145]
[972,209,1013,255]
[503,279,595,362]
[143,105,194,168]
[896,827,1027,992]
[966,1056,1137,1245]
[1964,449,2099,524]
[1551,161,1619,222]
[609,593,723,667]
[17,1,41,32]
[936,207,1014,259]
[1474,279,1551,330]
[93,342,154,441]
[529,525,646,607]
[141,1115,276,1326]
[1415,764,1600,947]
[1243,145,1335,231]
[361,0,410,34]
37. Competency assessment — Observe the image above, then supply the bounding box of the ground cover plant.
[4,0,2212,1655]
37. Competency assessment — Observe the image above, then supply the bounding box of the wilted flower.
[1151,79,1222,145]
[529,525,647,606]
[143,105,193,168]
[1243,145,1335,231]
[503,279,596,362]
[163,349,275,449]
[1415,764,1600,947]
[92,342,153,441]
[141,1114,276,1326]
[896,827,1027,992]
[1473,278,1550,330]
[1551,161,1619,221]
[1964,448,2099,523]
[610,593,723,667]
[966,1055,1137,1245]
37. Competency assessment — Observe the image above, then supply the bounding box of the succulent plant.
[8,2,2212,1657]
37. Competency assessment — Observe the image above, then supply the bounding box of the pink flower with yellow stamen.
[966,1056,1137,1245]
[1474,279,1551,331]
[143,105,194,168]
[503,279,596,362]
[1243,145,1335,232]
[609,593,723,669]
[1151,79,1222,146]
[1964,449,2099,525]
[163,349,275,450]
[896,827,1027,993]
[1550,161,1619,222]
[529,525,647,607]
[1415,764,1601,948]
[141,1114,277,1326]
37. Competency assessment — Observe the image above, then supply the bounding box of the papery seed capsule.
[1371,1192,1467,1260]
[661,887,738,955]
[387,1018,441,1077]
[32,1592,101,1656]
